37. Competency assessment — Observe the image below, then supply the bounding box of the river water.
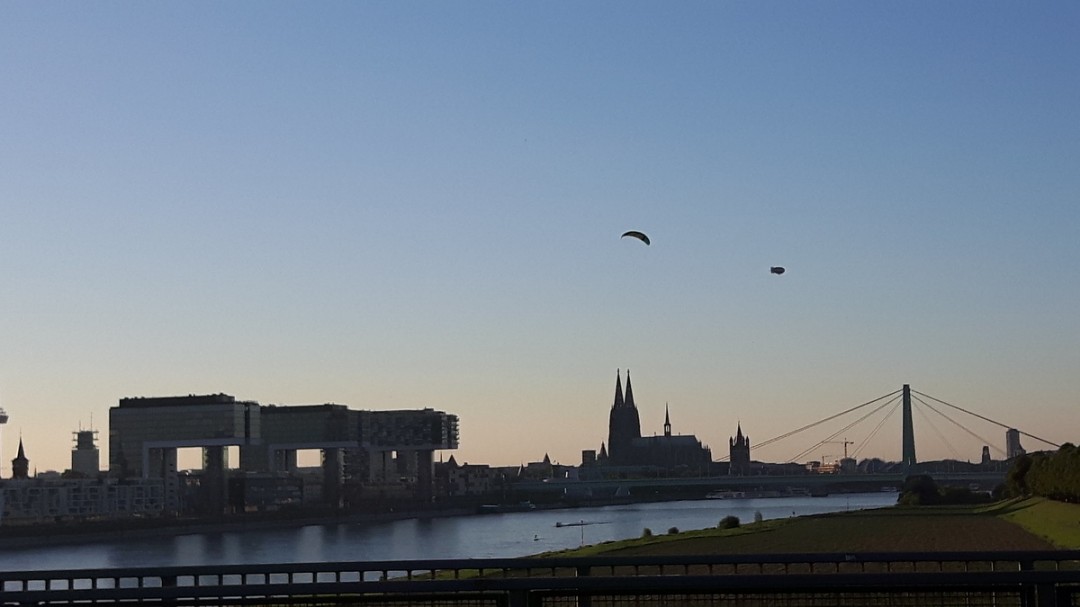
[0,493,897,571]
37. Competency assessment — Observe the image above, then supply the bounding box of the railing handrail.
[5,570,1080,603]
[1,549,1078,582]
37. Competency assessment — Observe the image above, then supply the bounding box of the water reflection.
[0,493,897,571]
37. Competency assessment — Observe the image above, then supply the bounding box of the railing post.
[1033,583,1061,607]
[576,565,592,607]
[505,588,542,607]
[1019,559,1041,607]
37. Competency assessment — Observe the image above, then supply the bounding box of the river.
[0,493,898,571]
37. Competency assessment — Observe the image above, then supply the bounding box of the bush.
[641,527,653,537]
[667,526,679,535]
[753,511,763,523]
[898,474,941,505]
[899,474,995,506]
[939,486,995,505]
[718,515,740,529]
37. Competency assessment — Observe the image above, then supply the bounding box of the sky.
[1,2,1078,474]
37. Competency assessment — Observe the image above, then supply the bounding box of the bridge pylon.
[902,384,917,469]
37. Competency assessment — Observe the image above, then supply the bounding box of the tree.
[898,475,940,505]
[1006,453,1033,497]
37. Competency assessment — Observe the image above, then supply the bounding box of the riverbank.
[543,497,1078,557]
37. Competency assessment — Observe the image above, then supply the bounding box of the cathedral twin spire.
[611,369,637,410]
[603,370,712,470]
[607,369,642,461]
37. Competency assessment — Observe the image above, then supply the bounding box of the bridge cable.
[786,395,902,460]
[789,395,900,463]
[911,389,1060,449]
[851,399,902,460]
[754,389,903,452]
[786,394,900,463]
[911,394,1008,459]
[912,399,964,460]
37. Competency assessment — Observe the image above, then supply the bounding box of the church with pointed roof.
[597,370,711,473]
[11,437,29,480]
[729,424,751,476]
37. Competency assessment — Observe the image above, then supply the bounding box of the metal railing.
[2,550,1079,606]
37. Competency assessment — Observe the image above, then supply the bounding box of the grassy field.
[538,498,1080,558]
[990,497,1080,548]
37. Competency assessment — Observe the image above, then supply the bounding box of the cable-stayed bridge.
[518,384,1059,498]
[753,384,1059,468]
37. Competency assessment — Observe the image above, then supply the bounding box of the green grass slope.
[987,497,1080,549]
[541,500,1078,558]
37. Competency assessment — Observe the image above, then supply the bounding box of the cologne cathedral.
[598,370,712,472]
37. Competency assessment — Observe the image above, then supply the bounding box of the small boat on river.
[555,520,608,528]
[705,490,746,500]
[707,487,811,500]
[477,501,536,514]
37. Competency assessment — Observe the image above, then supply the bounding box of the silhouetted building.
[729,424,751,475]
[981,446,991,465]
[601,371,711,472]
[109,393,459,515]
[242,403,352,509]
[11,438,28,480]
[607,370,641,462]
[0,478,164,524]
[228,475,303,513]
[110,393,258,513]
[517,453,575,481]
[435,455,503,497]
[71,429,100,477]
[1006,428,1025,459]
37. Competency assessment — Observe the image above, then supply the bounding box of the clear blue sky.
[2,3,1078,473]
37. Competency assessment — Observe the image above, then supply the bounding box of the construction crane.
[824,439,855,459]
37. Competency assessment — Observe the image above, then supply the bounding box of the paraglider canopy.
[621,231,650,245]
[770,266,785,275]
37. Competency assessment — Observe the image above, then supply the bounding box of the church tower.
[664,404,672,437]
[11,437,29,480]
[729,424,750,476]
[607,370,641,463]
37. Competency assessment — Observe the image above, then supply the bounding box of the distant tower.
[1006,429,1025,459]
[72,428,101,477]
[11,437,29,480]
[0,406,7,478]
[606,370,641,463]
[981,446,991,465]
[901,384,917,469]
[729,424,751,476]
[663,404,672,437]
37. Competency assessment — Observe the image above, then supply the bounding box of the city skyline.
[0,377,1048,476]
[2,3,1078,473]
